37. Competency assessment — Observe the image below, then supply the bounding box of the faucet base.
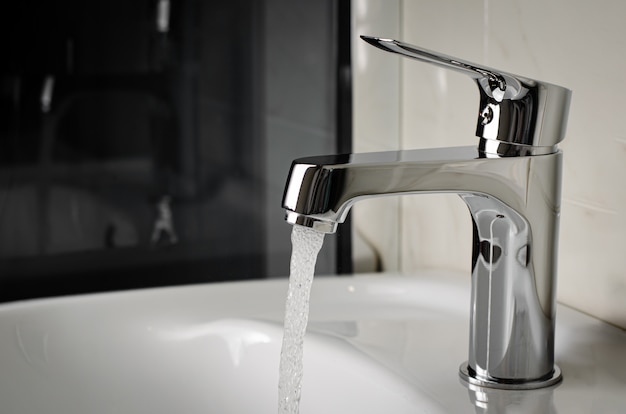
[459,363,562,390]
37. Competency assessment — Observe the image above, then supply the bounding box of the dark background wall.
[0,0,351,302]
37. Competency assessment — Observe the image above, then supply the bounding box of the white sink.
[1,271,625,413]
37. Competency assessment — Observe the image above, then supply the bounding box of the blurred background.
[0,0,353,302]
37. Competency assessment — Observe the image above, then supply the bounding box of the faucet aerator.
[285,211,337,234]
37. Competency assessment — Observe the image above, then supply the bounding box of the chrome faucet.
[282,36,571,390]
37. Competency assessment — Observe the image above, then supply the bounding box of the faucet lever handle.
[361,36,571,155]
[361,36,512,102]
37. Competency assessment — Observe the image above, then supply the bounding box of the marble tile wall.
[353,0,626,329]
[352,0,402,271]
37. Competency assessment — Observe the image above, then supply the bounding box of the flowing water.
[278,225,325,414]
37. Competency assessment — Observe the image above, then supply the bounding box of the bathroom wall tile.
[354,0,626,328]
[398,194,472,274]
[352,0,402,271]
[353,0,402,152]
[399,0,484,274]
[401,0,484,150]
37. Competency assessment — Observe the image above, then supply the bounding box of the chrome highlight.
[282,37,571,389]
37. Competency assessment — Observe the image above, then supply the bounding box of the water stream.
[277,225,325,414]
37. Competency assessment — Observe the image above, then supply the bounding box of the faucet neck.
[458,150,563,389]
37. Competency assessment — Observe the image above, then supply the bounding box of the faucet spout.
[282,144,563,389]
[283,146,489,232]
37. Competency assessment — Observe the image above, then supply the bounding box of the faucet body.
[282,37,570,389]
[283,144,562,388]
